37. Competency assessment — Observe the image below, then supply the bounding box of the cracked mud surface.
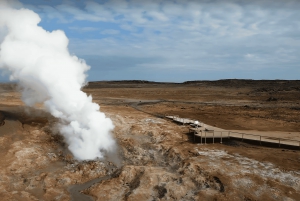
[0,80,300,200]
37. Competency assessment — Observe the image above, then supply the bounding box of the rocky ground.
[0,80,299,201]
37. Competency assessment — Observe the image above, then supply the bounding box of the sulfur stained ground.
[0,80,299,201]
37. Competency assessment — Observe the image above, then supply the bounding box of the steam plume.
[0,2,119,163]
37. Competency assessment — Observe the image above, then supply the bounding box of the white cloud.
[120,23,137,31]
[245,54,255,59]
[101,29,120,35]
[69,26,99,32]
[39,5,69,23]
[56,4,107,22]
[19,0,300,78]
[146,11,168,21]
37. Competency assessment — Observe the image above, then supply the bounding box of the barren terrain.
[0,80,300,201]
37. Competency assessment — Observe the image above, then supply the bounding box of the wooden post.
[213,131,214,144]
[260,136,261,145]
[201,131,202,144]
[193,131,195,142]
[220,132,223,144]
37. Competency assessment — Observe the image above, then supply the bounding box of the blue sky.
[1,0,300,82]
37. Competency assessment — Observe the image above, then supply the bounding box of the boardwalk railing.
[192,130,300,148]
[229,131,300,147]
[166,114,300,148]
[191,130,230,144]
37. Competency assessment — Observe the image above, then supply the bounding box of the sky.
[1,0,300,82]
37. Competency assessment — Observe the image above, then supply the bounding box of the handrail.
[229,132,300,143]
[168,115,300,148]
[192,129,300,147]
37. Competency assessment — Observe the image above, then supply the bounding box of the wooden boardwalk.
[166,116,198,125]
[166,115,300,148]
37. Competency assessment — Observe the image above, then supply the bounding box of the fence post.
[201,131,202,144]
[193,131,195,142]
[221,132,223,144]
[260,136,261,145]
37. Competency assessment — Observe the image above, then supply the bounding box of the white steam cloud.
[0,1,119,164]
